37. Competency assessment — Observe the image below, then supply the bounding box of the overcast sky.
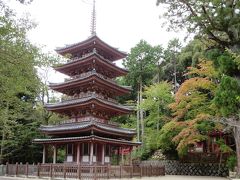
[8,0,185,51]
[6,0,186,83]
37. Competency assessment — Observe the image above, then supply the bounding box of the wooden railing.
[65,70,117,85]
[58,116,120,127]
[63,91,117,104]
[4,163,165,179]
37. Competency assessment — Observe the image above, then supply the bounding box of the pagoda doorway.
[64,142,110,165]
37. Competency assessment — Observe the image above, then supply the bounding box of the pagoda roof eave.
[49,72,132,95]
[39,120,136,136]
[45,96,133,113]
[55,35,127,61]
[53,52,128,76]
[33,135,141,146]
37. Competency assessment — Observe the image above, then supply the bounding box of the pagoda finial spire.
[91,0,96,36]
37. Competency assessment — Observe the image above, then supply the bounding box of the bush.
[227,155,237,171]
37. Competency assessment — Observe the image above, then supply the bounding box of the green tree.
[204,49,240,173]
[157,0,240,51]
[0,1,46,163]
[141,82,173,130]
[137,82,173,159]
[123,40,163,98]
[179,39,205,69]
[213,53,240,173]
[162,38,182,92]
[36,52,64,125]
[123,40,163,143]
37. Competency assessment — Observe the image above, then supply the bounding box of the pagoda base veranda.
[39,141,136,166]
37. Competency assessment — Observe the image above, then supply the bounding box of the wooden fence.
[4,163,165,179]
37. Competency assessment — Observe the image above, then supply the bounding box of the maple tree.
[159,60,221,156]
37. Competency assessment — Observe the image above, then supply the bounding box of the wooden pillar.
[77,143,80,164]
[90,142,93,165]
[121,147,124,165]
[94,163,97,180]
[65,144,68,162]
[15,162,18,176]
[77,164,81,179]
[101,144,105,165]
[117,146,120,165]
[6,162,9,176]
[120,164,122,178]
[140,166,142,178]
[129,148,132,166]
[42,145,46,164]
[63,164,66,179]
[53,144,57,164]
[25,162,29,177]
[107,164,110,179]
[50,164,53,178]
[37,163,40,178]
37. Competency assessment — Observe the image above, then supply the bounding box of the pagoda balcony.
[64,70,117,85]
[68,51,115,66]
[45,95,132,117]
[39,117,137,137]
[62,91,117,104]
[69,52,94,62]
[61,51,117,70]
[57,116,120,127]
[49,70,132,97]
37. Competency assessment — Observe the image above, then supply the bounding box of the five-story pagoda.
[33,1,140,165]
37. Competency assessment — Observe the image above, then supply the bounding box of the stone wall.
[141,160,228,177]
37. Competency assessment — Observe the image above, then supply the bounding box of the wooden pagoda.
[33,35,140,165]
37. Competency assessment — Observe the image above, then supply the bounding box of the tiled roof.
[40,120,136,135]
[54,52,128,73]
[45,96,132,112]
[33,135,141,146]
[55,35,127,61]
[49,71,132,92]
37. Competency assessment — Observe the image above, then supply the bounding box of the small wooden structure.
[183,131,234,163]
[33,35,141,165]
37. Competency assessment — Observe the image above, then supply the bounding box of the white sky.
[6,0,186,83]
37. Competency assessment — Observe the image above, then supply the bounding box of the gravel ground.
[0,175,229,180]
[121,175,228,180]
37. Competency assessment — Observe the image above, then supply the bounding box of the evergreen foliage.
[123,40,163,99]
[0,1,61,164]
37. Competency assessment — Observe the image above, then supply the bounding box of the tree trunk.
[157,64,160,131]
[157,105,160,131]
[173,56,177,93]
[233,126,240,175]
[0,102,9,164]
[139,77,144,143]
[136,88,140,142]
[218,151,223,176]
[0,130,5,164]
